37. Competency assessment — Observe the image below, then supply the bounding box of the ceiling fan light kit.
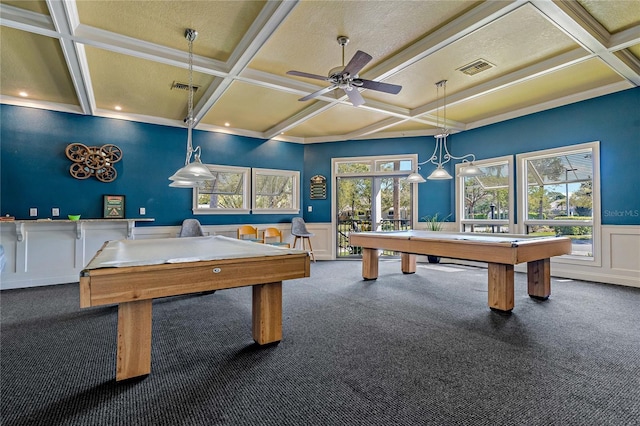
[169,28,215,188]
[287,36,402,107]
[411,80,483,183]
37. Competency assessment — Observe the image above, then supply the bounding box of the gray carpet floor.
[1,260,639,426]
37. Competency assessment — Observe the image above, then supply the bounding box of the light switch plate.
[30,208,37,217]
[307,206,312,212]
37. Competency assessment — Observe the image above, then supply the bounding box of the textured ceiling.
[1,0,639,144]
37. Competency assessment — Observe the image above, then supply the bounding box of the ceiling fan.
[286,36,402,107]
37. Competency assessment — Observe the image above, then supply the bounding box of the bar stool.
[291,217,315,261]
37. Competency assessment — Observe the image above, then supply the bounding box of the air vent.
[171,81,200,92]
[457,59,495,76]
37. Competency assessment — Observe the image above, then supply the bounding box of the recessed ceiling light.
[19,91,28,97]
[114,105,122,111]
[224,122,230,127]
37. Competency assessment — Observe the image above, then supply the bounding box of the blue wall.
[304,87,640,225]
[0,106,303,226]
[1,87,638,226]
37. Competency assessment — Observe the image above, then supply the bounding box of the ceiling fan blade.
[299,85,338,102]
[287,70,330,82]
[355,79,402,95]
[344,87,365,107]
[342,50,372,77]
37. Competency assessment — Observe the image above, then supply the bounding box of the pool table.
[80,235,310,381]
[349,231,571,313]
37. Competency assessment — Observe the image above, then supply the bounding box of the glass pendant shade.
[169,160,214,181]
[427,166,453,180]
[169,179,201,188]
[458,162,484,177]
[407,171,426,183]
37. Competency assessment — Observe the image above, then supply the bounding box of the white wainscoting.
[1,221,637,289]
[0,219,153,289]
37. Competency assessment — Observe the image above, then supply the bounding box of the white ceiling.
[1,0,639,144]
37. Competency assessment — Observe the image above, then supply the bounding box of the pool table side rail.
[349,233,571,265]
[80,253,310,308]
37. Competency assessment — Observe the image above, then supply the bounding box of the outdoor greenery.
[463,163,509,219]
[254,174,293,209]
[337,162,412,225]
[197,173,244,208]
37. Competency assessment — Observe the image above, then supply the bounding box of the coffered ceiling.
[1,0,639,143]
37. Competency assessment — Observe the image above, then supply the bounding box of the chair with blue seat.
[262,227,290,248]
[291,217,315,261]
[178,219,205,237]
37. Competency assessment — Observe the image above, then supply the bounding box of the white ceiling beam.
[264,101,338,138]
[0,95,83,115]
[73,25,229,77]
[360,0,529,82]
[192,1,300,122]
[0,3,57,37]
[609,24,640,51]
[465,80,632,131]
[343,117,410,140]
[45,0,93,115]
[411,48,589,120]
[531,0,640,84]
[262,0,530,139]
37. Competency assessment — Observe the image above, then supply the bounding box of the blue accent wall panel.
[302,137,452,223]
[1,105,303,226]
[451,88,639,225]
[2,88,638,227]
[303,88,639,225]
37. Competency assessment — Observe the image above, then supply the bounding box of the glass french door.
[336,175,413,258]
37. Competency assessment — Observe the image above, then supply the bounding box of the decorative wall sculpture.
[66,143,122,182]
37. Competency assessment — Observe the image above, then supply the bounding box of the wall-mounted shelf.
[10,218,155,241]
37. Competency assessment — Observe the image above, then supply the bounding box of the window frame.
[192,164,251,215]
[455,155,514,233]
[516,141,601,265]
[251,168,300,214]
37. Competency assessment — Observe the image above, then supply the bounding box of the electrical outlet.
[29,208,37,217]
[139,207,146,215]
[52,208,60,217]
[307,206,312,212]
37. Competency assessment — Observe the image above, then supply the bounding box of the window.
[192,165,250,214]
[456,156,513,233]
[517,142,600,261]
[251,168,300,214]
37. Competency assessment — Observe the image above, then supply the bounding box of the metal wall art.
[66,143,122,182]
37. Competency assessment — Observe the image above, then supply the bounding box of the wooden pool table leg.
[116,299,152,381]
[527,258,551,300]
[252,282,283,345]
[401,253,416,274]
[361,248,379,280]
[487,263,515,312]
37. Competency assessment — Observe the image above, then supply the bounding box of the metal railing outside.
[337,219,411,258]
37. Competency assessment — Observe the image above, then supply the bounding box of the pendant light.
[409,80,483,183]
[169,28,214,187]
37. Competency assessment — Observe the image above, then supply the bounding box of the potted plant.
[420,213,450,263]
